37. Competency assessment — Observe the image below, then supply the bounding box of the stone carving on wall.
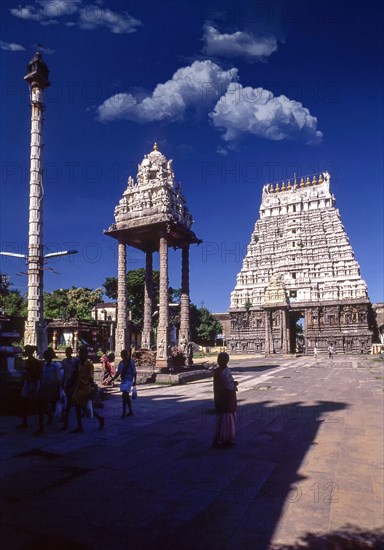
[263,273,288,305]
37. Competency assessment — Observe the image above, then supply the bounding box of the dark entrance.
[289,311,305,354]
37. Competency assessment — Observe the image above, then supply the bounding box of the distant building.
[47,319,112,353]
[91,302,117,322]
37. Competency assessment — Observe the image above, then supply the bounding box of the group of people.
[16,344,237,448]
[16,345,137,435]
[313,345,335,359]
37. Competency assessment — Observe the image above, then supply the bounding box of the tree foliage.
[0,273,27,317]
[4,290,27,317]
[191,307,222,346]
[102,277,118,301]
[102,270,220,344]
[102,269,184,326]
[0,273,11,305]
[44,287,103,320]
[103,267,160,325]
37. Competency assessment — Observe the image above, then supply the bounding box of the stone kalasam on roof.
[229,172,373,355]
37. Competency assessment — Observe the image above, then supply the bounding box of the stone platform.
[0,355,383,549]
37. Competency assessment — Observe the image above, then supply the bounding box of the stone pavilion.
[229,173,373,355]
[105,144,201,368]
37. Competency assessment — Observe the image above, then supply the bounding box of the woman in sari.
[212,352,238,449]
[100,349,115,386]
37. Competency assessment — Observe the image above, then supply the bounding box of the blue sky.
[0,0,383,312]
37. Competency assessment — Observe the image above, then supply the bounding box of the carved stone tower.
[23,52,50,356]
[229,173,373,355]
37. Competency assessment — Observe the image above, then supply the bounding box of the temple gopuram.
[229,172,373,355]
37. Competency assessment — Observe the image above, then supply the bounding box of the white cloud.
[203,25,278,62]
[216,146,229,156]
[10,0,80,22]
[10,0,141,33]
[78,5,141,33]
[36,45,56,54]
[39,0,81,17]
[0,41,25,51]
[97,60,238,123]
[210,84,323,144]
[10,5,44,21]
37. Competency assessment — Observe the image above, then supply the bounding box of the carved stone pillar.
[92,330,98,351]
[115,241,129,357]
[179,245,190,346]
[156,235,169,368]
[52,330,58,350]
[73,330,79,353]
[282,309,289,353]
[142,251,153,349]
[304,309,309,354]
[264,310,272,355]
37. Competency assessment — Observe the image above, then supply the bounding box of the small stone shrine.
[105,144,201,368]
[229,173,373,355]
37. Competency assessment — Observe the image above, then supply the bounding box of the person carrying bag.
[111,349,137,418]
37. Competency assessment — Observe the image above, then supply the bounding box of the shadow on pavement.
[1,389,350,550]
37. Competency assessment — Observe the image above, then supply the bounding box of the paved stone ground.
[0,355,383,549]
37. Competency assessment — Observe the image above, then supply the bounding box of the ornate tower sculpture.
[23,53,50,356]
[229,172,373,355]
[105,144,201,368]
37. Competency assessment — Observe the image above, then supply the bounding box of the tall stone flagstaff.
[0,54,77,353]
[23,52,50,356]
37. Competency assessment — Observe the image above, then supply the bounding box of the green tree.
[44,287,103,320]
[244,298,252,313]
[0,273,11,310]
[4,290,27,317]
[127,269,160,325]
[102,270,219,341]
[0,274,27,317]
[191,307,222,346]
[102,276,118,300]
[103,269,176,326]
[44,288,70,319]
[67,287,103,319]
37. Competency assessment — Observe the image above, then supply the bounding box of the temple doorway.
[289,311,305,354]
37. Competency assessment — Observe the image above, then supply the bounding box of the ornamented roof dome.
[135,143,174,187]
[111,144,193,230]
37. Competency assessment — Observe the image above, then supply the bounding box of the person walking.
[100,349,115,386]
[314,346,319,359]
[61,347,79,430]
[111,349,137,418]
[16,345,42,430]
[71,346,104,433]
[34,348,62,436]
[212,352,238,449]
[328,344,334,360]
